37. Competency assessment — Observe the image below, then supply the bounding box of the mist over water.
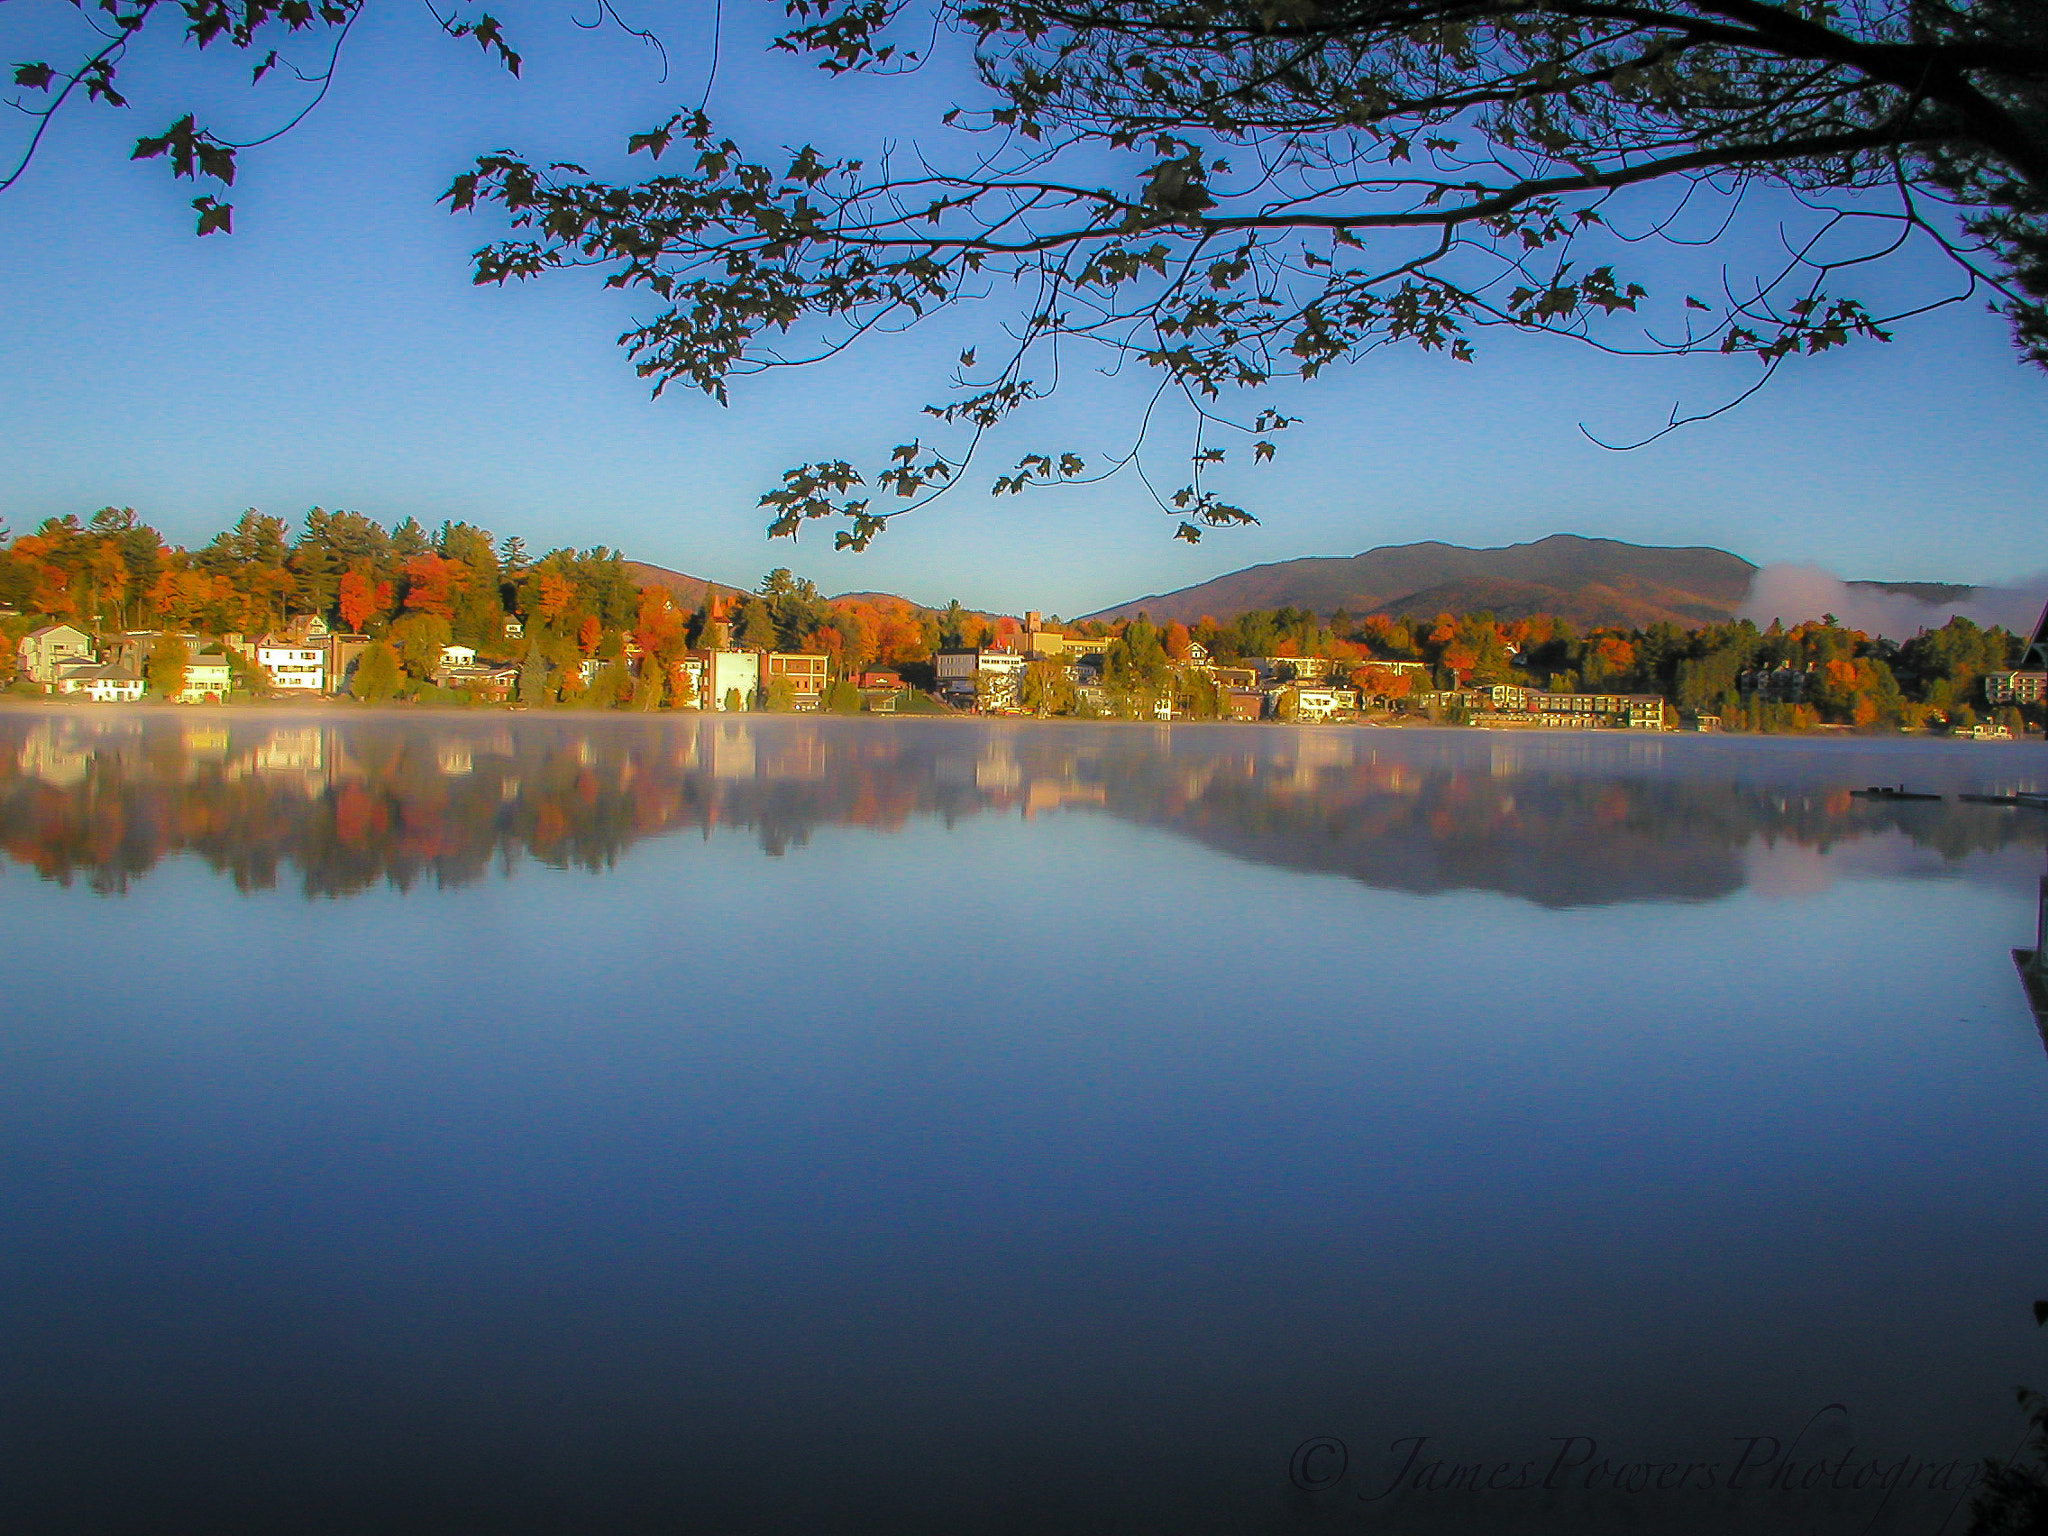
[3,709,2047,1535]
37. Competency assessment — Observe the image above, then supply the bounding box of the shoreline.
[2,695,2042,750]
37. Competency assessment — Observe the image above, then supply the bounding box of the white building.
[176,649,234,703]
[935,648,1028,710]
[56,663,145,702]
[255,637,326,691]
[1256,655,1333,683]
[673,654,707,710]
[703,649,760,711]
[1269,685,1360,722]
[17,624,93,686]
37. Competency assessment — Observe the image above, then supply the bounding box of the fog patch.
[1738,564,2048,640]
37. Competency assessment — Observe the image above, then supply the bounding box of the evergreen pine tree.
[737,598,777,652]
[518,644,549,706]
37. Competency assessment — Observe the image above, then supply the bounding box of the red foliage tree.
[1351,664,1414,700]
[532,570,576,623]
[336,567,389,633]
[633,586,686,660]
[401,554,467,619]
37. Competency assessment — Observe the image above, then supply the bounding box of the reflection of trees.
[2,715,2041,905]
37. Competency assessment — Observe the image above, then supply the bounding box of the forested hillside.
[1086,535,1761,628]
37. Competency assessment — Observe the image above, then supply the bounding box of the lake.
[3,707,2047,1534]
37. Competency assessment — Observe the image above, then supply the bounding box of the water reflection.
[3,709,2041,904]
[7,707,2048,1536]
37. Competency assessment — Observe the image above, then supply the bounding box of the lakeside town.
[3,508,2045,737]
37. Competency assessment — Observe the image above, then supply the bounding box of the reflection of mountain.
[3,713,2041,905]
[1132,770,1750,905]
[1091,734,2043,905]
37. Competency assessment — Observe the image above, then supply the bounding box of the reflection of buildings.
[761,730,826,781]
[975,749,1021,792]
[4,715,2044,905]
[181,725,230,761]
[252,729,324,775]
[1274,731,1354,793]
[704,720,757,780]
[1022,778,1105,817]
[15,718,148,789]
[17,723,93,789]
[220,727,336,795]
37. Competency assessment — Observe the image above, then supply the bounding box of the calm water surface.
[4,707,2048,1534]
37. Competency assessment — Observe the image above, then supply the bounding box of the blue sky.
[3,0,2045,616]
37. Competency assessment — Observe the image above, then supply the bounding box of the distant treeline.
[0,508,2030,727]
[0,508,961,699]
[1093,605,2031,731]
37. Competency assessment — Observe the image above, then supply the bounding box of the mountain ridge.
[629,540,1981,635]
[1080,534,1765,630]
